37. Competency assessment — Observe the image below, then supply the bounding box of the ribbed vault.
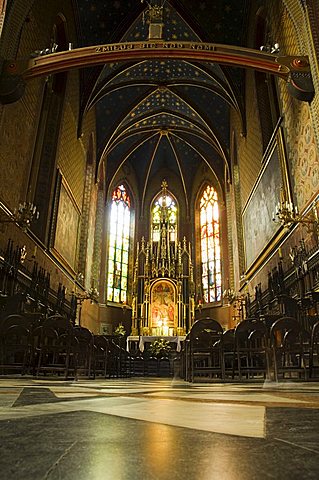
[71,0,250,200]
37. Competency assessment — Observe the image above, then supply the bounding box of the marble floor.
[1,376,319,479]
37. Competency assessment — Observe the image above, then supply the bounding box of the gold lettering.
[93,41,216,55]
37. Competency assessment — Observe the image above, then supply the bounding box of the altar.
[127,335,186,353]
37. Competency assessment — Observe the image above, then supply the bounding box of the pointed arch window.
[200,185,221,303]
[151,188,177,243]
[107,185,131,303]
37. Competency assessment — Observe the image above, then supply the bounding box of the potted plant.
[113,323,126,348]
[148,338,171,358]
[114,323,126,336]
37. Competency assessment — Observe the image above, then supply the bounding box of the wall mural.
[54,181,80,270]
[243,142,282,269]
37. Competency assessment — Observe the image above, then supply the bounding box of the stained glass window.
[200,185,221,303]
[107,185,131,303]
[152,192,177,242]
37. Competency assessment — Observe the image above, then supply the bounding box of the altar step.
[130,356,174,377]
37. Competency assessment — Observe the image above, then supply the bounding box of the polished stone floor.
[1,377,319,479]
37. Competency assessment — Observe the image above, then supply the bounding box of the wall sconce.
[74,276,99,302]
[223,287,236,305]
[87,286,99,303]
[222,287,246,320]
[72,288,96,327]
[273,198,319,235]
[73,286,99,310]
[0,202,39,231]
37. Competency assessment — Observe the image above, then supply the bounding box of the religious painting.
[243,138,284,269]
[150,280,177,334]
[53,180,80,270]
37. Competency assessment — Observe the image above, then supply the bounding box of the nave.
[1,378,319,480]
[1,0,319,477]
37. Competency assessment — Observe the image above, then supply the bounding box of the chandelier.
[273,197,319,235]
[0,201,39,231]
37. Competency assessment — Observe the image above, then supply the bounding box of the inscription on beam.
[94,41,217,53]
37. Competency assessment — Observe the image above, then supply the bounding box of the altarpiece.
[130,181,195,336]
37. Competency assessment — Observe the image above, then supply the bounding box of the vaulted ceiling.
[73,0,252,201]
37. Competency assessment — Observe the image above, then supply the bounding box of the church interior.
[1,0,319,478]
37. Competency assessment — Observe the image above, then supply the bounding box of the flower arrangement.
[114,323,126,336]
[148,339,171,358]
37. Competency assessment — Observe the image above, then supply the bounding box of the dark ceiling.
[73,0,251,204]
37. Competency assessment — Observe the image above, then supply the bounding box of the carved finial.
[161,179,168,191]
[160,180,168,209]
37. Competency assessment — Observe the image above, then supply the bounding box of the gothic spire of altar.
[136,179,192,279]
